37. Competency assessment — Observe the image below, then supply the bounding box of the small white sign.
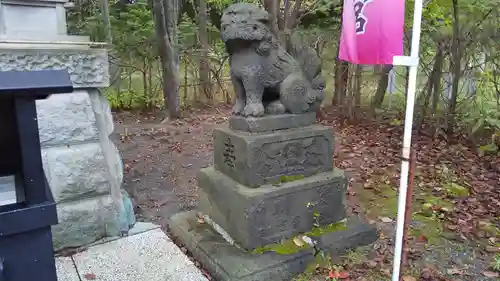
[0,175,17,206]
[3,4,58,35]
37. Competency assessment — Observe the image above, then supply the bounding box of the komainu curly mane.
[221,3,324,117]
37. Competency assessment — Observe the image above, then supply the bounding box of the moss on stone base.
[251,219,348,255]
[251,237,311,255]
[306,219,348,237]
[272,175,306,186]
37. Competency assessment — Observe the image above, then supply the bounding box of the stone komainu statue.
[221,3,325,117]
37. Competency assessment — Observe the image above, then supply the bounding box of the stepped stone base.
[169,211,378,281]
[198,167,348,250]
[180,112,379,280]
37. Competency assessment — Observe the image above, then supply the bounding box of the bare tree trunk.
[417,46,443,132]
[345,65,354,121]
[446,0,461,136]
[147,59,153,108]
[354,64,363,119]
[431,46,445,115]
[264,0,280,36]
[183,54,188,105]
[333,60,349,106]
[153,0,180,118]
[142,61,148,99]
[101,0,122,93]
[165,0,181,116]
[370,64,393,115]
[198,0,211,102]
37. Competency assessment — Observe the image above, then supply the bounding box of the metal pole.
[391,0,424,279]
[400,149,416,273]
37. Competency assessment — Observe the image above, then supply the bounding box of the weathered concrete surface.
[169,211,378,281]
[198,167,347,250]
[229,113,316,133]
[213,124,333,187]
[72,228,209,281]
[56,225,208,281]
[56,257,80,281]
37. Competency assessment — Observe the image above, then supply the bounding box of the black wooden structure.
[0,70,73,281]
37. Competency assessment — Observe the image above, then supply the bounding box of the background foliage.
[68,0,500,151]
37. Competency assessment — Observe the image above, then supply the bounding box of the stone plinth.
[169,113,378,281]
[198,167,347,250]
[170,211,378,281]
[213,124,333,188]
[229,113,316,133]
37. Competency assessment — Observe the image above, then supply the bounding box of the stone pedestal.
[198,168,347,250]
[213,124,333,188]
[170,114,378,281]
[0,0,135,250]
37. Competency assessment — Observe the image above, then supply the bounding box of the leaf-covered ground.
[114,105,499,281]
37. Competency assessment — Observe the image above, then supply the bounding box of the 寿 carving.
[223,137,236,168]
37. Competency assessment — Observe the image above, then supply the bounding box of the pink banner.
[338,0,405,65]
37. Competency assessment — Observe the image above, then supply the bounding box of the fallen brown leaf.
[364,260,377,269]
[482,271,499,278]
[446,267,463,275]
[380,217,393,223]
[416,234,427,242]
[83,273,96,280]
[292,236,305,247]
[485,245,500,253]
[402,276,417,281]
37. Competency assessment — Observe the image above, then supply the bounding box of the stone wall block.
[42,142,110,203]
[37,91,99,147]
[88,90,115,136]
[51,194,118,250]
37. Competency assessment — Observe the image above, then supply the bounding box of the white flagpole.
[391,0,424,280]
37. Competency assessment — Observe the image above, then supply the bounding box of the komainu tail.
[278,32,324,113]
[287,33,325,91]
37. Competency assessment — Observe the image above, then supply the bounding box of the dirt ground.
[114,105,499,281]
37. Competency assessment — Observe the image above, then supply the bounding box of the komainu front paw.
[265,100,286,115]
[232,100,245,115]
[242,102,265,117]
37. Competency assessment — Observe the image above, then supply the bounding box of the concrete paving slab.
[128,221,161,235]
[85,222,162,248]
[56,256,79,281]
[72,228,208,281]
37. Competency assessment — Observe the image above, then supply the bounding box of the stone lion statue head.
[220,3,275,54]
